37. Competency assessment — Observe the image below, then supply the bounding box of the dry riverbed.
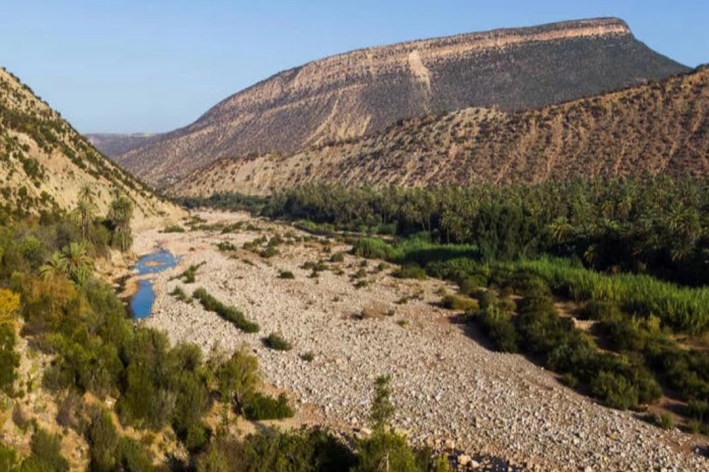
[133,211,709,471]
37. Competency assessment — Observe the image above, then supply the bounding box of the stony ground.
[134,211,709,471]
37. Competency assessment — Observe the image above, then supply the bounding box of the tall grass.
[192,288,259,333]
[515,258,709,334]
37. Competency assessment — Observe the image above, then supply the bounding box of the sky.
[1,0,707,134]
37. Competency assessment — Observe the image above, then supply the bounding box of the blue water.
[130,250,180,319]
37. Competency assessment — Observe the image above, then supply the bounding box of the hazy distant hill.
[172,68,708,197]
[87,132,158,157]
[111,17,688,187]
[0,68,182,228]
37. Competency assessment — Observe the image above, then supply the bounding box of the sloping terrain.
[86,132,158,157]
[0,68,183,229]
[113,18,688,187]
[172,68,708,197]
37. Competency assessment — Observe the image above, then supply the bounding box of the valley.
[128,210,709,471]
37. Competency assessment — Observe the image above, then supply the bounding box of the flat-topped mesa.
[112,17,687,187]
[210,18,634,118]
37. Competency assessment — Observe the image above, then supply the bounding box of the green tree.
[108,193,134,252]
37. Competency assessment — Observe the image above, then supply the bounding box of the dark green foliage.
[352,238,394,260]
[369,375,394,431]
[173,262,205,284]
[392,264,427,280]
[441,294,477,311]
[355,430,425,472]
[88,410,120,471]
[264,332,292,351]
[198,427,357,472]
[590,371,639,410]
[0,442,18,471]
[0,325,19,395]
[162,224,186,233]
[471,291,518,353]
[244,393,295,421]
[216,241,236,251]
[22,428,69,471]
[330,251,345,262]
[278,270,295,279]
[169,285,192,303]
[193,287,259,333]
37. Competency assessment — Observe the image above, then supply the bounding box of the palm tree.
[109,194,134,252]
[39,252,67,280]
[74,183,97,241]
[61,242,93,284]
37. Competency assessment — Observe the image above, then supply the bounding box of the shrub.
[260,246,279,258]
[244,393,294,420]
[193,288,259,333]
[441,294,478,311]
[169,286,192,304]
[264,332,292,351]
[352,238,393,260]
[330,251,345,262]
[22,428,69,471]
[278,270,295,279]
[590,371,639,410]
[300,352,315,362]
[473,291,518,353]
[659,413,675,430]
[217,241,237,251]
[162,225,185,233]
[392,264,427,280]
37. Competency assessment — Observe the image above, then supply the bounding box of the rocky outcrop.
[113,18,688,187]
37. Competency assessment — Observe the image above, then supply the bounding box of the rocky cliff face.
[171,68,708,197]
[0,68,183,229]
[114,17,689,187]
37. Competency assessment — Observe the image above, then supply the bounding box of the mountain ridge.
[110,17,689,187]
[170,67,708,197]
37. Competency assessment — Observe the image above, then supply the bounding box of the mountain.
[87,132,158,157]
[113,17,688,188]
[0,67,183,228]
[171,67,708,197]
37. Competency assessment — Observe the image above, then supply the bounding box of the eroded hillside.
[172,68,708,197]
[115,18,688,187]
[0,68,183,229]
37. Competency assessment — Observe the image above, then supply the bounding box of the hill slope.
[115,17,688,187]
[172,68,709,197]
[87,132,158,157]
[0,68,183,229]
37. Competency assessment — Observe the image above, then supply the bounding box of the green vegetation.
[264,332,292,351]
[278,269,295,279]
[173,262,205,284]
[169,285,192,304]
[244,393,294,420]
[193,288,260,333]
[162,224,186,233]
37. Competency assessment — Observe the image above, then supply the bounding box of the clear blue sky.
[1,0,706,134]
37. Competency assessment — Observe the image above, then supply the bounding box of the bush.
[441,294,478,311]
[352,238,393,260]
[169,286,192,303]
[22,428,69,471]
[330,251,345,263]
[590,371,639,410]
[162,225,185,233]
[392,264,427,280]
[264,332,292,351]
[193,288,259,333]
[217,241,237,251]
[244,393,294,420]
[278,270,295,279]
[473,291,518,353]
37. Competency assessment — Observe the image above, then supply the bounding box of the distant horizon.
[1,0,707,134]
